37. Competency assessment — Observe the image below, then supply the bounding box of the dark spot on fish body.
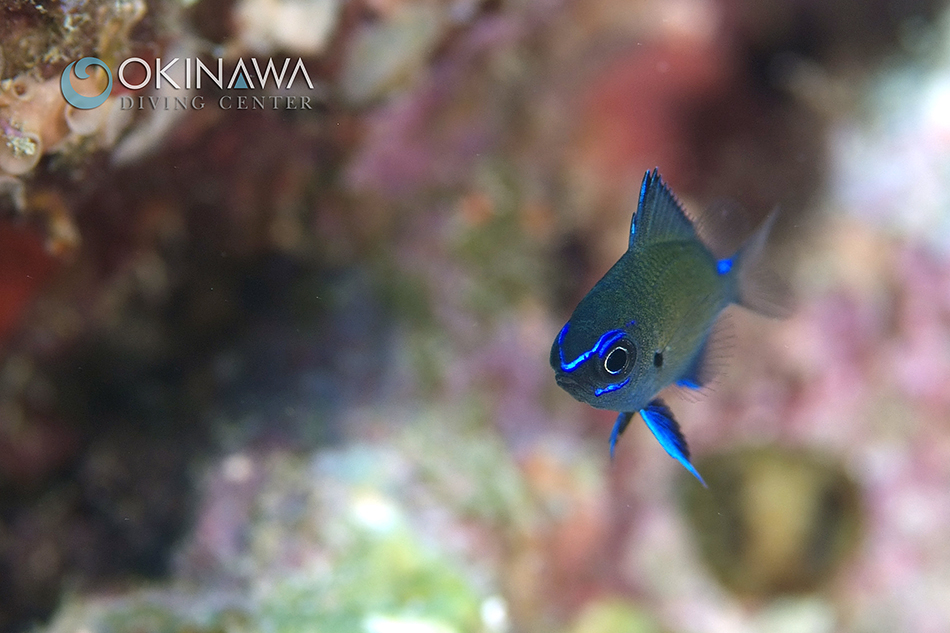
[653,351,663,367]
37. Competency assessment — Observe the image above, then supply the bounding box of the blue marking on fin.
[676,378,701,389]
[609,411,635,460]
[631,173,650,244]
[630,168,696,249]
[639,399,707,486]
[594,377,630,397]
[717,258,733,275]
[558,324,626,373]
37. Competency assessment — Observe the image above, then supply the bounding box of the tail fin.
[736,209,794,318]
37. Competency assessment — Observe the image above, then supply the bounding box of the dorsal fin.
[629,168,697,249]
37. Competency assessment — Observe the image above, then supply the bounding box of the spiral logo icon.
[61,57,113,109]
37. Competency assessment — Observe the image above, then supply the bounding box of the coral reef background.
[2,0,950,632]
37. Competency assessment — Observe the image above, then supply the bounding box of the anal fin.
[639,399,706,486]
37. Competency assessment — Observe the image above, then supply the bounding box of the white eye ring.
[604,345,628,375]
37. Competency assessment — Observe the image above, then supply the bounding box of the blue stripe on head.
[558,325,627,373]
[716,258,733,275]
[594,377,630,397]
[595,330,626,356]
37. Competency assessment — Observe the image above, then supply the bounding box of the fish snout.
[555,372,581,390]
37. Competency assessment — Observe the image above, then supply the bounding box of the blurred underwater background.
[2,0,950,631]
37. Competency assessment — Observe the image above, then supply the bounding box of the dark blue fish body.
[551,169,781,485]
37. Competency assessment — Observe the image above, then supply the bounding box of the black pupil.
[605,346,628,374]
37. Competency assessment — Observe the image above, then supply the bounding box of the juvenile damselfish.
[550,168,785,486]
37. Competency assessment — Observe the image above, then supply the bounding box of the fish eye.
[604,343,633,375]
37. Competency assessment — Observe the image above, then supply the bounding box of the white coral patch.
[236,0,342,56]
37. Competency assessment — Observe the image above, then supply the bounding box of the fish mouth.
[555,373,581,390]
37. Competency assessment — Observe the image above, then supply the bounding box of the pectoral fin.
[676,337,710,390]
[675,317,731,391]
[639,399,707,486]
